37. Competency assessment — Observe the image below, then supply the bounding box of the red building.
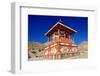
[44,21,78,59]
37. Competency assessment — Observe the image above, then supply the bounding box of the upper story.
[45,21,77,45]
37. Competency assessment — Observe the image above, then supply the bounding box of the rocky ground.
[28,42,46,61]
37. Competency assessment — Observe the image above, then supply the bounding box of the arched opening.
[51,47,57,55]
[72,47,77,52]
[50,47,57,59]
[71,47,78,55]
[60,46,69,58]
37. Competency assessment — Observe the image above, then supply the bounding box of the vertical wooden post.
[58,29,62,59]
[58,29,60,38]
[64,33,66,38]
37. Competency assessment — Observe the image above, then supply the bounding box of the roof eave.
[44,22,77,36]
[44,22,60,36]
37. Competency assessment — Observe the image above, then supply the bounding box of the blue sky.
[28,15,88,45]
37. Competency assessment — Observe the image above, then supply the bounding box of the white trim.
[60,43,69,45]
[45,22,77,36]
[50,43,57,47]
[72,44,77,46]
[55,35,59,37]
[59,22,77,32]
[44,47,49,49]
[45,22,59,36]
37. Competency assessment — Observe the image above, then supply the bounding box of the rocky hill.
[70,41,88,59]
[78,41,88,52]
[28,42,47,60]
